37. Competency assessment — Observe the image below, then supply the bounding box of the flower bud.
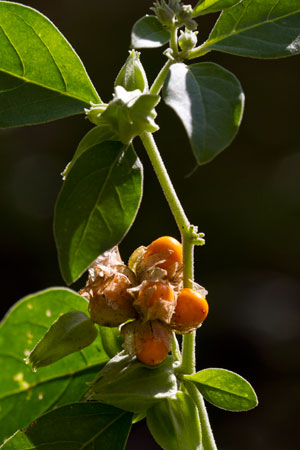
[151,1,175,26]
[178,29,198,52]
[115,50,148,93]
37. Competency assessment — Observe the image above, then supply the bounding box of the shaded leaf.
[87,353,178,413]
[54,141,143,285]
[163,62,244,164]
[100,326,124,358]
[194,0,300,58]
[146,391,201,450]
[185,368,258,411]
[0,288,108,444]
[1,402,132,450]
[193,0,241,17]
[29,311,98,369]
[0,2,100,127]
[131,15,170,49]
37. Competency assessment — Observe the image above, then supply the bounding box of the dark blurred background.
[1,1,299,449]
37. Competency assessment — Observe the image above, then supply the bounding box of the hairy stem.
[180,233,196,374]
[185,381,218,450]
[139,132,190,233]
[140,130,216,448]
[150,59,173,95]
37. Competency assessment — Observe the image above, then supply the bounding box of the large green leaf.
[163,62,244,164]
[0,288,108,444]
[146,391,201,450]
[54,140,143,285]
[0,1,100,127]
[131,15,170,49]
[63,124,117,177]
[86,353,178,413]
[193,0,241,17]
[192,0,300,58]
[185,368,258,411]
[1,402,132,450]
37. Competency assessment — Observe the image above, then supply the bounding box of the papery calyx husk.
[121,319,172,366]
[80,246,138,327]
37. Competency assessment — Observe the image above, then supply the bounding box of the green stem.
[150,59,173,95]
[185,381,218,450]
[187,45,211,60]
[180,234,196,374]
[140,130,216,448]
[169,25,179,57]
[139,132,190,233]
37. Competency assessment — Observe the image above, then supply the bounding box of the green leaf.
[63,124,117,177]
[100,327,124,358]
[163,62,244,164]
[131,15,170,49]
[146,391,201,450]
[193,0,241,17]
[185,368,258,411]
[0,288,108,444]
[195,0,300,58]
[1,402,133,450]
[29,311,98,369]
[54,140,143,285]
[0,1,100,128]
[86,353,178,413]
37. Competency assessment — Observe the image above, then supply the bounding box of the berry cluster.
[80,237,208,366]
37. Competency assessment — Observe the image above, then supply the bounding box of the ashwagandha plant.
[0,0,299,448]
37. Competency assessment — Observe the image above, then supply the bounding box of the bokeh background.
[1,1,300,448]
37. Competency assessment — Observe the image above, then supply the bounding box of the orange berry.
[121,320,172,366]
[134,281,175,323]
[144,236,182,270]
[135,337,169,366]
[138,281,174,307]
[171,288,209,333]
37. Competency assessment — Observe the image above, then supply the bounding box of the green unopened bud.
[168,0,182,15]
[85,103,107,125]
[183,18,198,31]
[151,1,175,26]
[178,29,198,52]
[115,50,148,93]
[177,4,193,20]
[28,311,98,369]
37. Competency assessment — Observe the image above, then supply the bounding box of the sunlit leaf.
[185,368,258,411]
[0,2,100,127]
[193,0,241,17]
[54,141,143,285]
[192,0,300,58]
[131,15,170,49]
[0,288,108,444]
